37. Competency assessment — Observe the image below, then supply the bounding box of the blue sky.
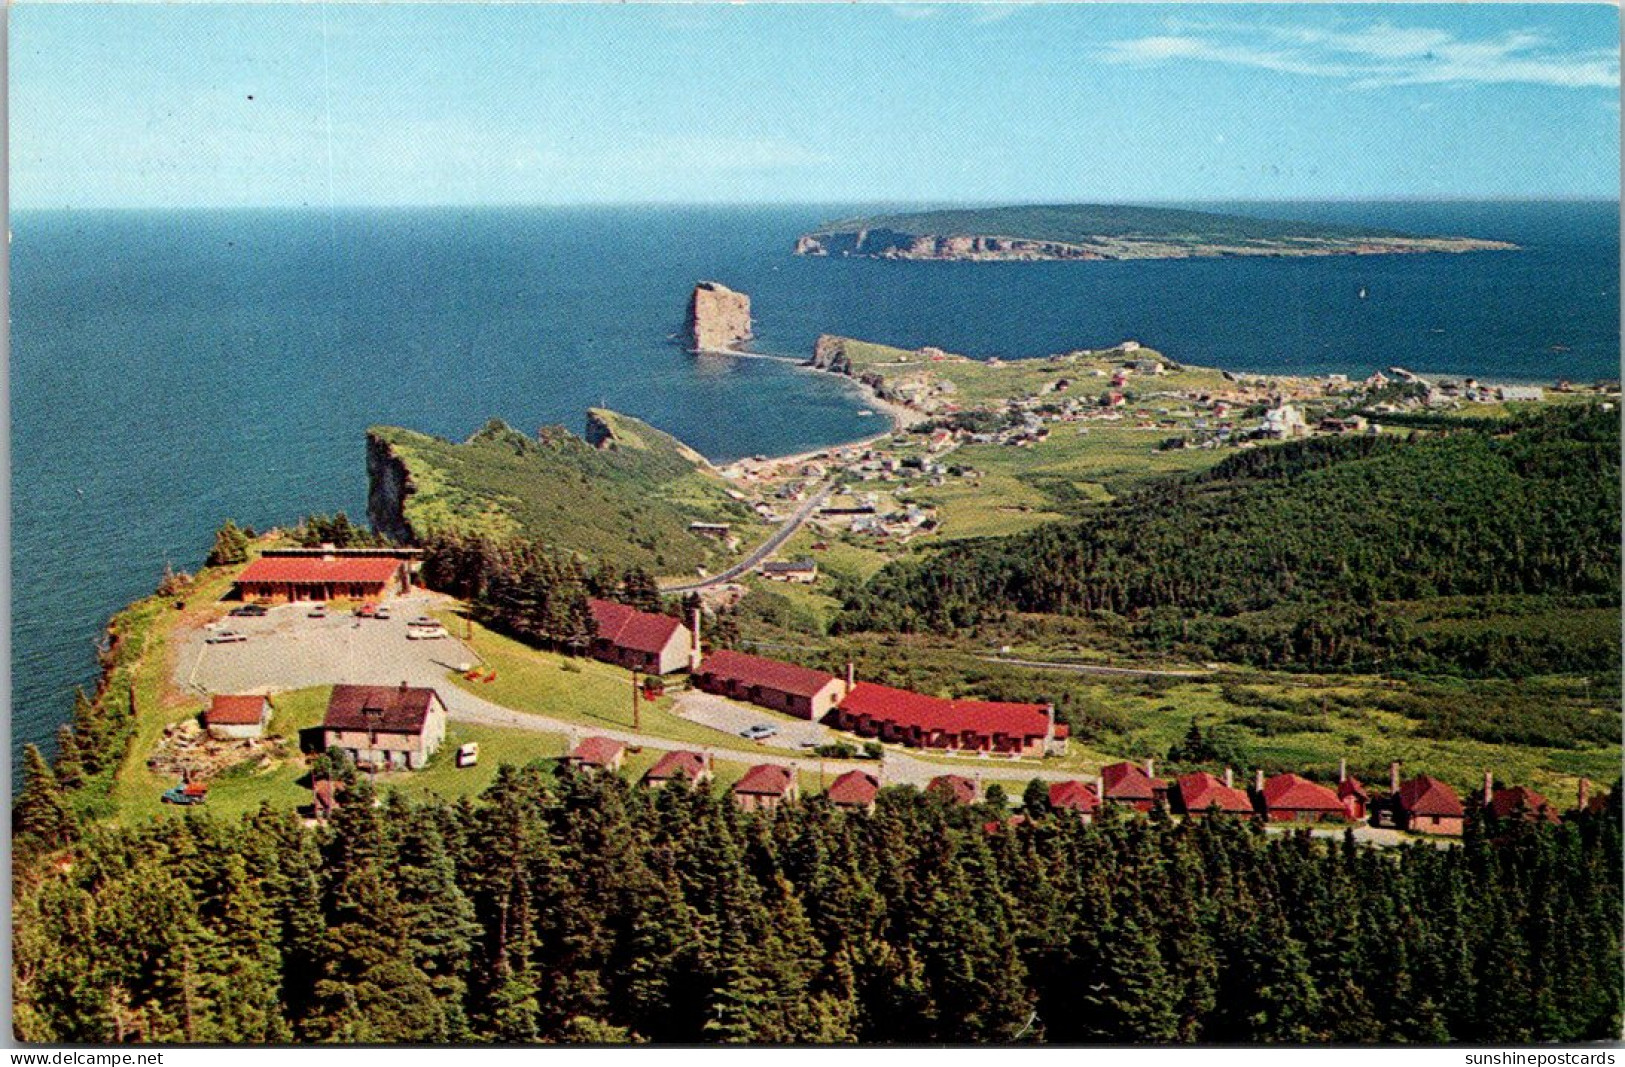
[13,3,1619,209]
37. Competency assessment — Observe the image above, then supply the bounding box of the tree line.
[837,406,1621,677]
[13,767,1621,1044]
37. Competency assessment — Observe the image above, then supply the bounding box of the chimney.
[1390,761,1400,793]
[845,661,856,690]
[689,608,703,672]
[1254,768,1264,793]
[399,679,408,692]
[1144,758,1155,779]
[1578,778,1592,811]
[1339,757,1347,783]
[321,541,337,562]
[1483,770,1494,805]
[1224,766,1233,789]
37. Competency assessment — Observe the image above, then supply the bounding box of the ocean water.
[11,200,1619,765]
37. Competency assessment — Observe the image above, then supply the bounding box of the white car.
[406,624,449,640]
[206,630,247,644]
[740,723,778,741]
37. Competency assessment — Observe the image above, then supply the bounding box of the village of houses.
[155,540,1600,840]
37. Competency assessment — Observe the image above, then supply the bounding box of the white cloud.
[1103,19,1619,91]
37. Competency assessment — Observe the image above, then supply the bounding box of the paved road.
[663,481,835,593]
[979,656,1212,680]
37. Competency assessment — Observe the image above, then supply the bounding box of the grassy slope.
[371,411,754,576]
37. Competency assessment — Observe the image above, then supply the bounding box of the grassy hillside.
[838,405,1621,677]
[369,411,754,576]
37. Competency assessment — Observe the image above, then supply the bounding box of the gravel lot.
[672,691,835,749]
[179,594,475,696]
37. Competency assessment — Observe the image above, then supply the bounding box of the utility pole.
[631,670,641,733]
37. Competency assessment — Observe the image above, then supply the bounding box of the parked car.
[229,603,269,617]
[374,605,393,620]
[206,630,247,644]
[161,783,207,805]
[355,602,379,618]
[456,743,480,768]
[307,604,328,618]
[740,723,779,741]
[407,624,448,640]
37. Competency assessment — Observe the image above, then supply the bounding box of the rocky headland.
[687,280,753,351]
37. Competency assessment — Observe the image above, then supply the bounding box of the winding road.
[662,481,835,593]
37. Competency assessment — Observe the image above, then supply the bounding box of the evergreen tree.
[206,520,251,567]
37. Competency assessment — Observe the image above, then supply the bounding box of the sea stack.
[687,281,752,352]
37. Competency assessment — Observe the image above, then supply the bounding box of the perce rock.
[687,281,753,352]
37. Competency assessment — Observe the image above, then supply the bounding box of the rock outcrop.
[810,334,853,375]
[687,281,752,352]
[366,431,417,544]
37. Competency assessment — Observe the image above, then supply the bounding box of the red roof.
[1177,772,1255,815]
[1337,776,1369,800]
[927,775,978,805]
[236,555,403,586]
[698,649,842,699]
[646,750,709,782]
[1489,786,1558,822]
[568,736,625,767]
[323,685,441,734]
[1101,762,1166,802]
[840,682,1051,739]
[589,599,686,656]
[1261,773,1345,814]
[205,694,270,726]
[1397,775,1465,818]
[1049,779,1099,813]
[827,769,880,807]
[734,763,796,797]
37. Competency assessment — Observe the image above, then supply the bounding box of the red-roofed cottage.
[827,769,881,812]
[1048,780,1100,822]
[203,694,273,740]
[234,551,410,602]
[1101,761,1169,812]
[1486,776,1560,824]
[1393,768,1466,836]
[644,750,713,789]
[1175,771,1255,817]
[733,764,799,811]
[694,650,848,720]
[565,736,626,773]
[1259,772,1346,824]
[927,774,979,805]
[322,683,447,770]
[588,599,694,675]
[1337,770,1370,823]
[831,682,1063,757]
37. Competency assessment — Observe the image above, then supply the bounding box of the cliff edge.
[687,281,752,352]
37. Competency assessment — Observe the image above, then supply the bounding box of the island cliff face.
[687,281,752,352]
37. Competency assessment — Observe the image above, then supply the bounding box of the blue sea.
[10,200,1620,765]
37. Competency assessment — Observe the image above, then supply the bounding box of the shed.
[204,694,272,740]
[644,750,712,789]
[566,736,626,773]
[733,764,799,811]
[827,769,881,812]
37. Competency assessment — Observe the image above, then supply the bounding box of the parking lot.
[671,691,835,749]
[178,594,476,697]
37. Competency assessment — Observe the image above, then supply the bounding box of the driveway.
[671,691,835,750]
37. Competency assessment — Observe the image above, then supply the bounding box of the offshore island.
[794,202,1519,260]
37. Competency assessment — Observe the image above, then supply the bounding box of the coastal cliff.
[366,431,417,544]
[687,281,752,351]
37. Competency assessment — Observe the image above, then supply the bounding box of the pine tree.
[15,744,76,847]
[206,520,251,566]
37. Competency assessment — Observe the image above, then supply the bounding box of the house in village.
[831,682,1065,757]
[693,650,848,721]
[927,774,979,806]
[1484,774,1560,824]
[733,764,799,811]
[1100,761,1169,811]
[232,547,413,602]
[1048,780,1100,823]
[1337,774,1371,823]
[322,683,447,770]
[826,769,881,812]
[564,736,626,774]
[1390,767,1466,836]
[1174,770,1255,817]
[203,694,273,741]
[1258,772,1347,824]
[644,750,712,789]
[587,599,695,675]
[761,559,819,583]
